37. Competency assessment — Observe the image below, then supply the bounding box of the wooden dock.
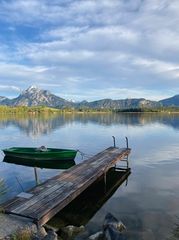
[3,147,131,226]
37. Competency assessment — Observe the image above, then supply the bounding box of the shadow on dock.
[48,166,131,230]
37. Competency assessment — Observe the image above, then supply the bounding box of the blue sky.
[0,0,179,101]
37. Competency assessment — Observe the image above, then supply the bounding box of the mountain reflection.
[0,113,179,136]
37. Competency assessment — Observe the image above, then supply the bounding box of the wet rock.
[38,227,48,238]
[103,213,126,232]
[104,226,126,240]
[60,225,85,239]
[42,229,58,240]
[44,225,58,233]
[87,213,127,240]
[103,213,126,240]
[88,231,103,240]
[32,226,48,240]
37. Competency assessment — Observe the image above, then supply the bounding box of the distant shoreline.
[1,106,179,114]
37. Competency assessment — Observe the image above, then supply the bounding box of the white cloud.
[0,62,55,93]
[41,26,89,41]
[0,62,50,76]
[0,85,20,92]
[132,57,179,79]
[0,0,179,100]
[56,87,172,102]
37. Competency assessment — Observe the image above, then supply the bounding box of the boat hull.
[2,147,77,161]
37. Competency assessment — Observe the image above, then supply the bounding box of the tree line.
[0,105,179,114]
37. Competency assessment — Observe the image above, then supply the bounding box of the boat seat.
[36,146,48,152]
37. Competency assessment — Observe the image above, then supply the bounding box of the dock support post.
[34,167,40,186]
[112,136,116,148]
[125,137,129,149]
[126,155,129,169]
[125,177,129,186]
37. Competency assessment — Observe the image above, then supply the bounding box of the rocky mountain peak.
[0,86,178,109]
[27,85,38,91]
[22,85,41,95]
[7,86,73,107]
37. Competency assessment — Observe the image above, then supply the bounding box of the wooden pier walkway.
[3,147,131,226]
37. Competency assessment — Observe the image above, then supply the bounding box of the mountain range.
[0,86,179,109]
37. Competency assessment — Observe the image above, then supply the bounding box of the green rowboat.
[2,147,77,161]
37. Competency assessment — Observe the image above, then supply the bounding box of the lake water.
[1,112,179,239]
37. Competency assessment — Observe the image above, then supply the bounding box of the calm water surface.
[1,113,179,239]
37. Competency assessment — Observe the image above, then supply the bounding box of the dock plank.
[3,147,130,226]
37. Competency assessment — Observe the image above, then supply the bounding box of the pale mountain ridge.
[0,86,178,109]
[0,86,73,108]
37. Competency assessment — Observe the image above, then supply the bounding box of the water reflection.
[1,113,179,137]
[1,157,76,203]
[47,167,130,238]
[1,113,179,239]
[0,178,7,197]
[168,218,179,240]
[3,156,76,169]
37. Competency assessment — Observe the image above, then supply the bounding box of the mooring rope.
[0,151,4,157]
[77,150,94,160]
